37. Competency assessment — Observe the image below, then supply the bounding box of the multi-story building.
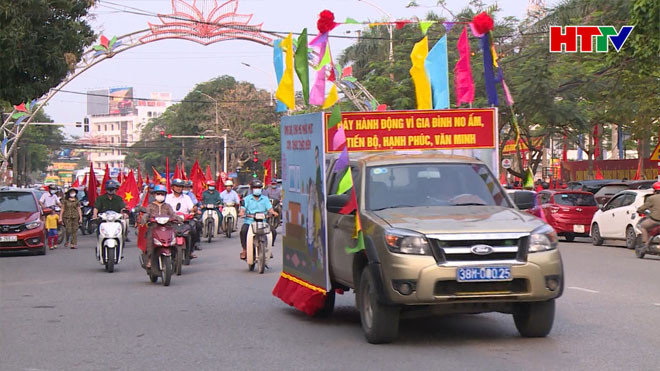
[85,90,172,170]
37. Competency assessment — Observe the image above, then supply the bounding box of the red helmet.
[207,180,216,187]
[653,182,660,191]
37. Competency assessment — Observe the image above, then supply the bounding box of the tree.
[0,0,96,104]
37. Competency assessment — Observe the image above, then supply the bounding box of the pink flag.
[332,124,347,151]
[454,27,475,106]
[502,79,514,106]
[310,66,327,105]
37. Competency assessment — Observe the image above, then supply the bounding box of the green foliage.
[0,0,96,104]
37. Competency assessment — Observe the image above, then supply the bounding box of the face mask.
[50,190,57,195]
[155,195,165,202]
[107,189,115,195]
[68,193,76,198]
[209,186,215,191]
[173,188,182,195]
[253,188,262,196]
[271,185,277,189]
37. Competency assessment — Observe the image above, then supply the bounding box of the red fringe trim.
[272,275,326,316]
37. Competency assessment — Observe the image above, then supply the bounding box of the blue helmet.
[153,184,167,194]
[171,178,185,187]
[148,182,155,189]
[105,180,119,190]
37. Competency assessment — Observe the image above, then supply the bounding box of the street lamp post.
[196,91,223,174]
[357,0,394,80]
[240,62,276,106]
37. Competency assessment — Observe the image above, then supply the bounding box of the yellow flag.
[322,84,338,109]
[409,36,432,110]
[275,33,295,109]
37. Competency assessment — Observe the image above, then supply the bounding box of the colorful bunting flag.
[419,21,433,35]
[333,147,349,174]
[480,33,498,106]
[310,66,327,106]
[294,28,310,105]
[322,84,339,109]
[275,33,295,110]
[327,105,342,129]
[409,36,432,110]
[425,35,450,109]
[336,167,353,195]
[273,39,288,112]
[454,27,475,106]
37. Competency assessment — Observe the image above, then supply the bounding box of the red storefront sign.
[325,109,496,153]
[562,159,658,181]
[501,137,544,155]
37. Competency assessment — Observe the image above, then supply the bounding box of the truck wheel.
[591,223,603,246]
[513,299,555,338]
[357,268,400,344]
[314,289,336,318]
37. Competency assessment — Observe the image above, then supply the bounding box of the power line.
[58,89,273,104]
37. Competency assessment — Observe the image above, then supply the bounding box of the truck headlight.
[385,229,431,255]
[529,224,558,253]
[25,220,42,230]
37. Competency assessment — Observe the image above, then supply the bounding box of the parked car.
[627,180,655,190]
[532,190,598,241]
[0,190,47,255]
[506,189,544,219]
[593,183,629,207]
[566,179,617,194]
[590,189,653,249]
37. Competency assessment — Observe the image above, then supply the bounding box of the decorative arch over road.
[0,0,378,181]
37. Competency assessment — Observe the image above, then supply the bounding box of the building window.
[97,125,100,131]
[111,137,114,143]
[148,111,152,117]
[104,124,107,131]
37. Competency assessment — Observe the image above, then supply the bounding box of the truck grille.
[434,278,529,296]
[427,235,529,264]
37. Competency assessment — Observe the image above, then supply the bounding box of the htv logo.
[549,26,634,52]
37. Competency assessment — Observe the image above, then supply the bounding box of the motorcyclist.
[93,180,129,240]
[637,181,660,245]
[166,178,200,251]
[239,179,278,260]
[219,180,240,231]
[141,185,178,268]
[202,180,223,228]
[183,180,199,206]
[263,180,281,202]
[40,185,61,209]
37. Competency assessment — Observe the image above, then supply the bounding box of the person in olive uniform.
[61,188,82,249]
[93,180,127,238]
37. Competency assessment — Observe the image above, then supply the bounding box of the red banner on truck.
[325,109,496,153]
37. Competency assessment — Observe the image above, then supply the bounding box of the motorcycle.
[221,202,237,238]
[96,211,125,273]
[201,203,221,243]
[139,215,178,286]
[80,200,94,235]
[175,213,196,271]
[246,212,273,274]
[267,199,282,231]
[635,209,660,259]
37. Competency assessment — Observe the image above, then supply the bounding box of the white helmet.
[224,180,234,187]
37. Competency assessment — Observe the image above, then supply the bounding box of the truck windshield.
[366,163,511,211]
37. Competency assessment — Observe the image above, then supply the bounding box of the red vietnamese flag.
[166,157,171,193]
[263,158,272,185]
[117,170,123,184]
[82,173,88,188]
[136,176,151,253]
[205,165,212,182]
[173,163,181,179]
[88,163,99,208]
[191,160,207,200]
[181,162,188,180]
[100,164,111,195]
[137,167,143,187]
[216,171,227,188]
[595,163,604,180]
[152,166,163,185]
[117,170,140,209]
[145,174,150,185]
[71,178,80,188]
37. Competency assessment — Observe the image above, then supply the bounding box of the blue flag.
[480,34,498,106]
[273,39,288,112]
[425,35,450,109]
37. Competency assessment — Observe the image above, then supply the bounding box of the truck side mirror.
[327,194,351,214]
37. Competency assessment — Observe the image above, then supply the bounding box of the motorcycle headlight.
[25,220,42,230]
[528,224,559,253]
[385,229,431,255]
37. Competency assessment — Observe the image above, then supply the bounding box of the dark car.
[0,190,47,255]
[531,190,598,241]
[627,180,655,190]
[566,179,618,194]
[593,183,630,207]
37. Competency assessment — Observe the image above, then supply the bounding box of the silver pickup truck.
[324,153,563,343]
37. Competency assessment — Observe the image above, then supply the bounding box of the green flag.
[327,105,342,129]
[345,231,366,253]
[336,168,353,195]
[344,17,360,24]
[419,21,434,35]
[294,28,310,105]
[523,167,534,189]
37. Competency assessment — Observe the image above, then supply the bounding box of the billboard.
[87,89,110,116]
[280,113,329,291]
[109,87,134,115]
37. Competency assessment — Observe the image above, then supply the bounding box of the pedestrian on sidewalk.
[45,208,60,249]
[61,188,82,249]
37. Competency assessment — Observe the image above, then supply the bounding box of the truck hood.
[370,206,544,235]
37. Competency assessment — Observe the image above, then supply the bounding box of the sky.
[46,0,548,137]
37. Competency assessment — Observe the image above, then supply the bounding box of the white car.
[590,189,652,249]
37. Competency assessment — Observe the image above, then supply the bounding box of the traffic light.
[83,117,89,132]
[253,149,258,163]
[199,135,205,139]
[167,134,172,139]
[160,131,165,137]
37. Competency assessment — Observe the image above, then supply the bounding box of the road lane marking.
[568,286,599,293]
